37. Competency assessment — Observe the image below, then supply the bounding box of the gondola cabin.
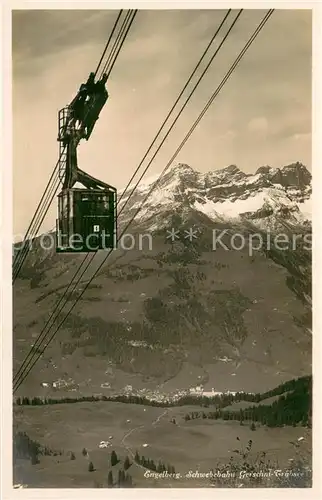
[56,187,117,252]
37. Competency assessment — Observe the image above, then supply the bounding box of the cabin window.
[58,195,62,216]
[62,193,68,218]
[69,191,74,217]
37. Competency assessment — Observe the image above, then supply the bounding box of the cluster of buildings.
[115,384,189,403]
[39,378,248,403]
[41,378,77,390]
[119,385,240,403]
[189,385,238,397]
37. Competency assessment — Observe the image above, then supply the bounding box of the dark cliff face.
[256,166,284,186]
[280,162,312,188]
[256,163,311,189]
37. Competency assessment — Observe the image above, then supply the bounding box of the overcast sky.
[12,9,311,235]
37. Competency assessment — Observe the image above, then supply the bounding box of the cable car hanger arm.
[76,168,117,192]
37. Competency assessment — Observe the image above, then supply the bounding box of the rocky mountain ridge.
[121,161,311,233]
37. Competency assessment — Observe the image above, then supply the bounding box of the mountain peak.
[280,162,311,188]
[205,164,246,186]
[156,163,201,190]
[172,162,194,172]
[256,165,279,175]
[282,161,308,171]
[255,162,311,189]
[221,164,242,174]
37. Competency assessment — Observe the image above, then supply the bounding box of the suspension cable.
[13,9,234,390]
[13,172,60,282]
[15,9,275,390]
[118,9,243,215]
[118,8,232,205]
[12,9,275,393]
[13,11,139,385]
[12,10,134,283]
[13,10,125,278]
[99,10,134,78]
[106,11,138,79]
[94,9,124,77]
[12,151,64,277]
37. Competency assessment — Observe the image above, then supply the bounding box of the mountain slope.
[13,161,312,396]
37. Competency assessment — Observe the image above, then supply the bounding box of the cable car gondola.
[56,73,117,253]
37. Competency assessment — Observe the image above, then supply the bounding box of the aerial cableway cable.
[12,15,121,282]
[105,11,137,78]
[12,9,134,284]
[99,10,138,79]
[118,8,243,214]
[13,9,234,391]
[13,9,274,393]
[12,171,61,282]
[13,10,139,385]
[12,9,126,282]
[127,10,275,222]
[118,8,232,205]
[12,9,125,280]
[93,9,124,78]
[12,156,62,281]
[13,9,242,392]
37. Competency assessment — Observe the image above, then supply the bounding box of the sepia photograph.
[8,3,314,491]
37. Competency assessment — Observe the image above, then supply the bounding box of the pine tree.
[30,454,39,465]
[118,469,126,487]
[111,450,118,466]
[157,461,163,473]
[88,461,95,472]
[150,459,156,471]
[124,456,131,470]
[134,450,140,463]
[107,470,113,487]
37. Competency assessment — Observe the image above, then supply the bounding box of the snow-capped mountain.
[121,161,311,232]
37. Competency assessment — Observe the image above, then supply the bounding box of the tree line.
[86,449,133,487]
[14,437,135,488]
[13,431,63,465]
[14,375,311,410]
[134,450,176,474]
[183,379,312,428]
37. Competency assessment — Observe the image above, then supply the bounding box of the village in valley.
[38,378,244,404]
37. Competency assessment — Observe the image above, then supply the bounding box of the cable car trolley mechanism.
[56,72,117,253]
